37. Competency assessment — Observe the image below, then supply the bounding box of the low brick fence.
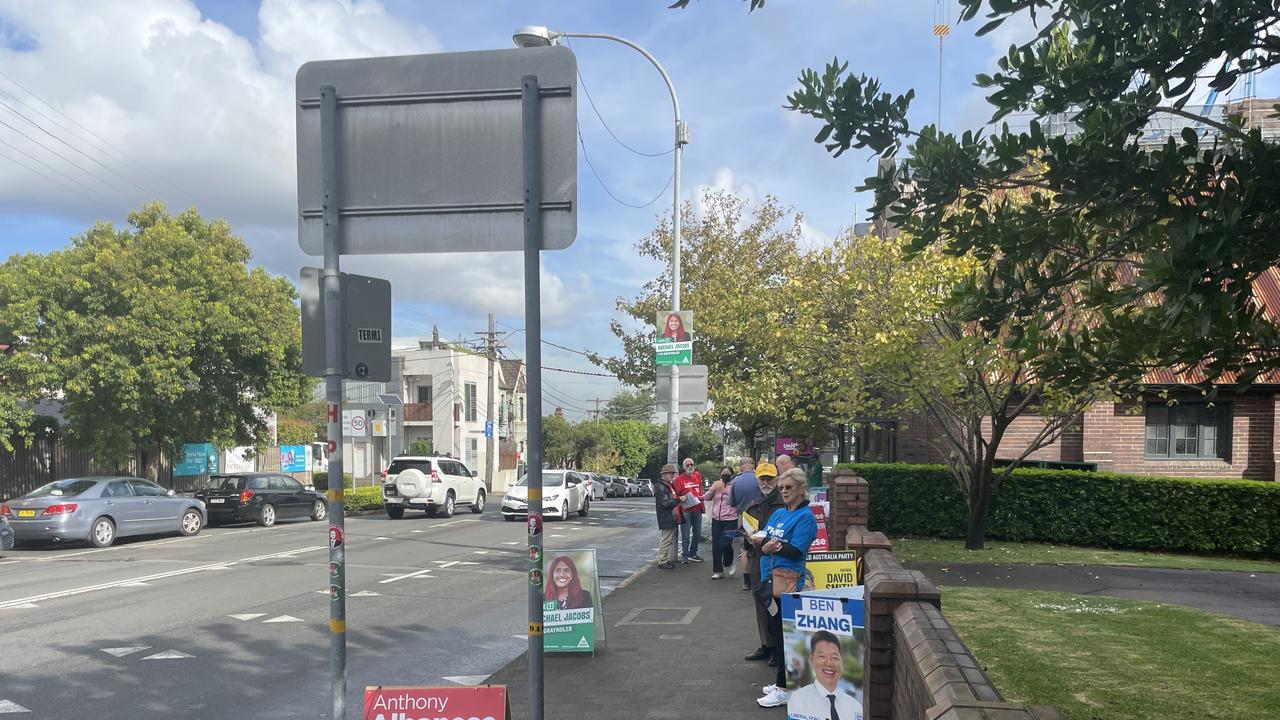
[831,470,1065,720]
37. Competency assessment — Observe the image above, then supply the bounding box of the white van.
[381,456,485,519]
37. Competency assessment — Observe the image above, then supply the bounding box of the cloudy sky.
[2,1,1272,420]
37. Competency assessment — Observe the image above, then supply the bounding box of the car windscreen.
[388,460,432,475]
[26,479,101,498]
[514,472,565,487]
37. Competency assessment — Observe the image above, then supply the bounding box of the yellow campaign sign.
[807,551,859,590]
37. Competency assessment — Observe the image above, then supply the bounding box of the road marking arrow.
[263,615,304,623]
[0,699,31,713]
[351,590,380,597]
[100,647,150,657]
[379,568,434,584]
[442,675,489,686]
[228,613,266,621]
[142,650,194,660]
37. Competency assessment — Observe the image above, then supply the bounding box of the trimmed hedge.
[311,472,354,491]
[344,486,383,512]
[838,463,1280,556]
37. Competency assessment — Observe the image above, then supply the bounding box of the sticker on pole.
[527,514,542,536]
[529,569,543,587]
[329,526,344,548]
[363,685,511,720]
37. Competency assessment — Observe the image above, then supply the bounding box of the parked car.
[623,477,640,497]
[381,455,485,519]
[0,514,13,552]
[195,473,327,527]
[1,477,206,548]
[635,479,654,497]
[604,476,624,498]
[501,469,591,521]
[587,472,606,501]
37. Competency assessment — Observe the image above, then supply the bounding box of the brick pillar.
[829,469,869,546]
[863,549,941,720]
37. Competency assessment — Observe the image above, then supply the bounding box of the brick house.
[859,269,1280,481]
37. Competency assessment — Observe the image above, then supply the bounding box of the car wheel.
[470,490,485,514]
[559,502,568,520]
[439,492,455,518]
[90,517,116,548]
[578,498,590,517]
[387,505,405,520]
[425,506,439,517]
[258,504,277,528]
[179,509,203,537]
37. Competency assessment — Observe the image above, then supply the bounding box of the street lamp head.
[513,25,559,48]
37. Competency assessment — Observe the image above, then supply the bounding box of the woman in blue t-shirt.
[756,467,818,709]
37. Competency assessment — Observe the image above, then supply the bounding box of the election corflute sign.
[781,586,866,720]
[362,685,510,720]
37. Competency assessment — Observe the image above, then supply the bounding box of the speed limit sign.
[351,415,366,432]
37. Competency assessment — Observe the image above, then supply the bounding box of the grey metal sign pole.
[522,74,546,720]
[319,84,349,720]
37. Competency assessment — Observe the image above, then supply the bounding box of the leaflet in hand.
[742,513,760,533]
[680,493,701,509]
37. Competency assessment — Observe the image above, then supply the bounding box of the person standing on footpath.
[740,462,782,663]
[675,458,705,564]
[756,467,820,709]
[653,464,680,569]
[729,457,760,590]
[704,465,739,579]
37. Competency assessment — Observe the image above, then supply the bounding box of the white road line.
[442,675,489,686]
[432,561,461,568]
[0,545,324,610]
[378,568,435,584]
[0,561,19,566]
[229,613,266,621]
[142,649,194,659]
[0,698,31,712]
[502,541,519,545]
[262,615,304,623]
[100,647,150,658]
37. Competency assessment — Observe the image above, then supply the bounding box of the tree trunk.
[964,459,994,550]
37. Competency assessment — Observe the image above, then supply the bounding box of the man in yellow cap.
[741,461,783,662]
[653,463,680,569]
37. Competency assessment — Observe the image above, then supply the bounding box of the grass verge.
[893,537,1280,573]
[942,586,1280,720]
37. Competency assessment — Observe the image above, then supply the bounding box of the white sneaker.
[756,688,790,707]
[711,572,723,579]
[727,565,736,577]
[761,684,780,695]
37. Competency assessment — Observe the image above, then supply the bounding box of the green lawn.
[942,586,1280,720]
[893,537,1280,574]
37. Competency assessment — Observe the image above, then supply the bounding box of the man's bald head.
[776,454,795,473]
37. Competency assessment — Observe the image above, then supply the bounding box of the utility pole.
[592,397,602,423]
[477,313,498,492]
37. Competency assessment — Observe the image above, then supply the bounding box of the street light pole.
[513,27,687,464]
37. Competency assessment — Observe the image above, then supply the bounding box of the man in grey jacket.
[653,463,680,569]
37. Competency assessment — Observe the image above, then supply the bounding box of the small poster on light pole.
[655,310,693,366]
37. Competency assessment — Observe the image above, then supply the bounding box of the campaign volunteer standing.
[675,458,705,564]
[756,467,819,708]
[704,466,739,579]
[653,464,680,569]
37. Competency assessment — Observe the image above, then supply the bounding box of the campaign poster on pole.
[654,310,693,366]
[781,586,866,720]
[542,549,601,653]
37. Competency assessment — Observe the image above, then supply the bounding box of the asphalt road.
[0,496,659,719]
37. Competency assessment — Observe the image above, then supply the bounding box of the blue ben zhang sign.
[280,445,309,473]
[782,586,866,720]
[175,443,218,476]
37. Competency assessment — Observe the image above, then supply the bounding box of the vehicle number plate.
[16,509,36,518]
[209,498,225,504]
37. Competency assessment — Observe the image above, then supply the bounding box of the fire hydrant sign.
[362,685,510,720]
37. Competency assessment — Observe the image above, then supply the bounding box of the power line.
[0,135,109,199]
[0,97,150,194]
[542,365,618,378]
[578,126,675,209]
[0,116,125,195]
[0,69,164,186]
[575,65,674,158]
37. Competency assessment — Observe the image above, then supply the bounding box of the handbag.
[771,567,802,598]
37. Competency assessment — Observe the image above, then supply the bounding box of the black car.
[195,473,327,527]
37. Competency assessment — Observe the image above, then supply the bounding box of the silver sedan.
[1,477,207,548]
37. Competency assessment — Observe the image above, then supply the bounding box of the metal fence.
[0,440,175,501]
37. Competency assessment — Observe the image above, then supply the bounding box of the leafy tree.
[600,191,810,443]
[277,398,325,446]
[804,231,1098,549]
[782,0,1280,388]
[603,388,655,422]
[541,414,614,469]
[602,419,660,476]
[0,204,310,473]
[406,438,433,456]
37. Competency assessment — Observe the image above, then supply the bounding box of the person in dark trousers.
[729,456,760,589]
[704,465,739,579]
[675,458,705,563]
[653,463,680,569]
[740,462,782,663]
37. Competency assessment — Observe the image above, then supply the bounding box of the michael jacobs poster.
[542,549,602,653]
[781,586,866,720]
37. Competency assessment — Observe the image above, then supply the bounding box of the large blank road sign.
[656,365,709,413]
[296,47,577,255]
[300,267,392,382]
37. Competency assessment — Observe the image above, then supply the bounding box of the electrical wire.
[0,116,124,195]
[578,126,675,209]
[0,144,105,199]
[0,97,150,194]
[0,135,109,199]
[575,66,674,158]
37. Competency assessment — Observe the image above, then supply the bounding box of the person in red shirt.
[675,458,705,563]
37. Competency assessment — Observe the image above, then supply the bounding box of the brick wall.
[1083,392,1277,480]
[829,470,869,546]
[894,411,1084,465]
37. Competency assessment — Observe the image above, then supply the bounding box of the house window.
[519,395,525,421]
[417,384,432,404]
[1145,403,1229,460]
[466,437,478,468]
[465,382,478,422]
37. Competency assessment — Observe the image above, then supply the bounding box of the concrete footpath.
[909,562,1280,626]
[488,558,784,720]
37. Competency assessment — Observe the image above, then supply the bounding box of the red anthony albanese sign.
[363,686,509,720]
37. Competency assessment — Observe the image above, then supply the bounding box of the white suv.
[381,456,485,519]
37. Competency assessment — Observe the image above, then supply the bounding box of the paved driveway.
[910,562,1280,626]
